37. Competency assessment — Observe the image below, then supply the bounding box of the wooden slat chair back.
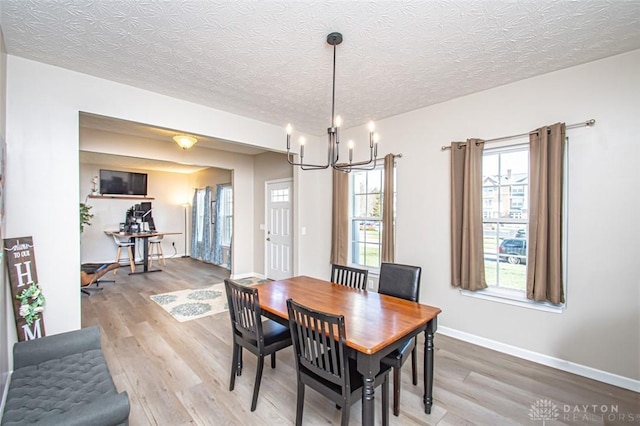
[224,279,292,411]
[330,264,368,290]
[287,298,390,426]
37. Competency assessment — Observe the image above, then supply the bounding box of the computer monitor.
[140,202,155,231]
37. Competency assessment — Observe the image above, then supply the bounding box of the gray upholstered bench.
[1,326,129,426]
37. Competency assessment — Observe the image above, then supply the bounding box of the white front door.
[266,179,293,280]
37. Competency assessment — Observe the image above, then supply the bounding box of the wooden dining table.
[253,275,442,425]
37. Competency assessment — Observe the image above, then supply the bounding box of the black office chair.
[377,262,422,416]
[224,279,292,411]
[330,264,368,290]
[286,298,390,426]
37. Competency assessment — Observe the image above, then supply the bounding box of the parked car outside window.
[498,238,527,264]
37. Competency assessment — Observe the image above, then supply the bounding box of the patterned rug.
[150,277,272,322]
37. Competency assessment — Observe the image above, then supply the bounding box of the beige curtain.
[381,154,395,263]
[330,169,349,265]
[450,139,487,290]
[527,123,565,304]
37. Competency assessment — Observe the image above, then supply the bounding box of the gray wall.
[253,151,293,276]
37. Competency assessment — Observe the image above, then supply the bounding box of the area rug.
[149,277,272,322]
[234,277,272,286]
[150,283,228,322]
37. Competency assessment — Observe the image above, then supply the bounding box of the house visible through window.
[482,146,529,292]
[220,185,233,247]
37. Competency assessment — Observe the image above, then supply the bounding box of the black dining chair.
[377,262,422,416]
[330,264,368,290]
[286,298,390,426]
[224,279,292,411]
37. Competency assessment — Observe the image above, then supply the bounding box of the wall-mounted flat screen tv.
[100,169,148,196]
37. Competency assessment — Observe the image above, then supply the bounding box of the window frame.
[220,185,233,248]
[465,138,568,311]
[482,144,530,290]
[347,164,396,272]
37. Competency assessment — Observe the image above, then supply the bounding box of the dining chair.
[224,279,292,412]
[286,298,390,426]
[111,234,136,273]
[330,264,368,290]
[377,262,422,416]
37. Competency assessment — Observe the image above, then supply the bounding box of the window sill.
[349,264,379,277]
[459,287,565,313]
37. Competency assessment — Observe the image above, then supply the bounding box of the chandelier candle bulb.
[299,137,305,159]
[286,124,292,150]
[348,140,354,162]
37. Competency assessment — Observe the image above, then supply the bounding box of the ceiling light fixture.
[286,32,378,172]
[173,135,198,150]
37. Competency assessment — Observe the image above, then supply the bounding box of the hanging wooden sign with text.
[4,236,46,341]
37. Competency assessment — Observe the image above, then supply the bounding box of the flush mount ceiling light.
[173,135,198,150]
[286,32,379,172]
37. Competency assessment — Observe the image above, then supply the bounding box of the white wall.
[3,56,299,338]
[0,22,9,390]
[79,164,192,262]
[299,50,640,383]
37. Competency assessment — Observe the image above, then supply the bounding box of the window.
[482,146,529,292]
[271,188,289,202]
[220,185,233,247]
[195,189,206,242]
[349,166,395,269]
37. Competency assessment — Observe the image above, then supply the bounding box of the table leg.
[142,237,149,272]
[357,353,379,426]
[423,317,437,414]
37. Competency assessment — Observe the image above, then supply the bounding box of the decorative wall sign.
[4,236,46,341]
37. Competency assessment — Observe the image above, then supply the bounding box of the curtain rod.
[440,119,596,151]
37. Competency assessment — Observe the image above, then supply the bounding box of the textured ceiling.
[2,0,640,137]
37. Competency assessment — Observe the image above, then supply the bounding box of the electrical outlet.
[368,279,374,290]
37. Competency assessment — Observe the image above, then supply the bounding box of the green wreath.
[16,283,45,325]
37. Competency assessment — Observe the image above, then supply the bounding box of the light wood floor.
[81,258,639,425]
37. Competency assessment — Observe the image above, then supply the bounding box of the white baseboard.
[230,272,265,280]
[438,326,640,393]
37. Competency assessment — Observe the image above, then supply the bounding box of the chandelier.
[286,32,378,172]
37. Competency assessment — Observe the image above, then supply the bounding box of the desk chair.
[378,262,422,416]
[331,264,368,290]
[148,235,165,268]
[287,298,390,426]
[111,234,136,273]
[224,279,292,411]
[80,263,119,296]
